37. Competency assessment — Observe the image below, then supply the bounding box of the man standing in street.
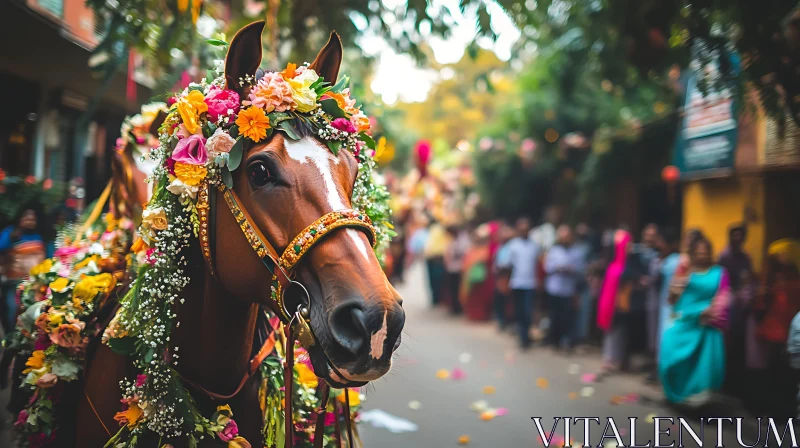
[544,224,583,352]
[507,217,539,349]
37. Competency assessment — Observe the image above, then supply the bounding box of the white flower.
[166,178,198,200]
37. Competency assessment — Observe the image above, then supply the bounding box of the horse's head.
[213,22,404,387]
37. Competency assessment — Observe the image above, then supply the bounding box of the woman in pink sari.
[597,230,632,373]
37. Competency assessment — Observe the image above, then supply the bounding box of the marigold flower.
[49,277,71,293]
[74,255,99,270]
[235,107,271,142]
[336,388,361,407]
[280,62,298,80]
[174,162,208,186]
[130,237,148,254]
[23,350,45,374]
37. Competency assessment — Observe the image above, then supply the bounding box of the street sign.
[673,49,740,180]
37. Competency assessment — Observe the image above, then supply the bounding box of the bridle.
[191,171,376,448]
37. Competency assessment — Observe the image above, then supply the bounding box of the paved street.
[359,262,681,448]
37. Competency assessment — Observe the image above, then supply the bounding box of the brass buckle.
[284,280,316,348]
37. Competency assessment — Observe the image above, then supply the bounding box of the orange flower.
[351,114,371,133]
[174,162,208,186]
[130,237,148,254]
[235,107,270,142]
[336,388,360,407]
[23,350,45,374]
[114,398,143,429]
[280,62,298,80]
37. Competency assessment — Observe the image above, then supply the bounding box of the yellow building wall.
[682,177,766,271]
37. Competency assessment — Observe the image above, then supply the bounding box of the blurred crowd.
[387,210,800,420]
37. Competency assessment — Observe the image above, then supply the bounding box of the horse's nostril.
[329,304,368,358]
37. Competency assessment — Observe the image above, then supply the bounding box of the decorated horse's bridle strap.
[279,210,376,271]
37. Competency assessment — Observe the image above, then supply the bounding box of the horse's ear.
[224,21,265,90]
[309,32,343,85]
[149,110,168,136]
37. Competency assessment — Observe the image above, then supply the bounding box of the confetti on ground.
[624,393,639,403]
[581,373,596,383]
[568,364,580,375]
[495,408,508,416]
[494,370,504,379]
[458,435,471,445]
[436,369,450,379]
[359,409,418,433]
[480,410,496,421]
[568,392,578,400]
[580,386,594,397]
[536,378,549,389]
[482,386,497,395]
[451,367,466,380]
[609,395,624,405]
[470,400,489,412]
[480,361,488,368]
[459,352,473,364]
[504,351,516,364]
[646,413,657,423]
[408,400,421,410]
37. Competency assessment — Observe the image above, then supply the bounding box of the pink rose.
[36,373,58,388]
[172,134,208,165]
[205,86,240,122]
[54,246,78,259]
[15,410,29,427]
[206,129,236,155]
[331,118,357,134]
[135,374,147,387]
[219,419,239,441]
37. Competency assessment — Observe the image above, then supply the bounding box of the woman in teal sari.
[660,235,730,406]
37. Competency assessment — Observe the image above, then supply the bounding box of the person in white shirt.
[544,225,584,351]
[507,217,539,349]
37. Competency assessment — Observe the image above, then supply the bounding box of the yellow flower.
[336,388,360,407]
[142,207,169,231]
[228,436,252,448]
[235,107,270,142]
[287,69,320,113]
[114,400,143,429]
[74,255,99,270]
[30,259,53,276]
[295,363,319,388]
[23,350,45,374]
[92,273,116,294]
[49,277,71,293]
[174,162,208,186]
[177,90,208,135]
[73,278,99,303]
[177,0,188,12]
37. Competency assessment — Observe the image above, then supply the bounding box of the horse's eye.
[247,162,271,187]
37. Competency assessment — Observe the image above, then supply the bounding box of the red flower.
[166,158,176,175]
[135,374,147,387]
[205,86,240,123]
[331,118,357,134]
[25,175,36,184]
[34,333,51,351]
[15,410,29,427]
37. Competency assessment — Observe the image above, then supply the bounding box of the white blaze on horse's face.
[284,137,346,210]
[284,137,371,263]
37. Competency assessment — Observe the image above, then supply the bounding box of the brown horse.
[74,22,405,447]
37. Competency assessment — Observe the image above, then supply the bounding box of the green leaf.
[228,124,239,139]
[145,348,155,364]
[278,120,300,140]
[320,98,347,118]
[331,75,350,92]
[359,132,376,150]
[221,167,234,189]
[268,112,293,125]
[206,38,228,47]
[227,138,244,171]
[326,140,343,155]
[107,336,137,356]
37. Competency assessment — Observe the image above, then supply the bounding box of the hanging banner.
[673,46,740,180]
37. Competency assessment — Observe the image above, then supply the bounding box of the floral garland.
[100,46,389,447]
[6,213,136,447]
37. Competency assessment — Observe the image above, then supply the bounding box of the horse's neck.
[172,261,259,394]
